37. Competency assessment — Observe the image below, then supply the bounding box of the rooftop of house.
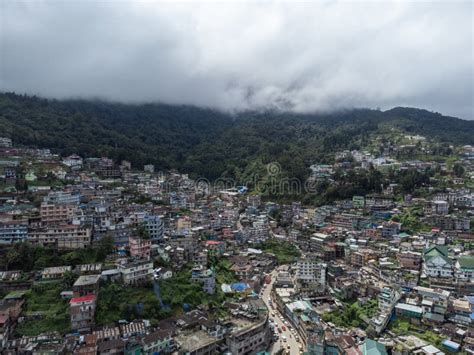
[97,339,125,352]
[174,330,217,352]
[359,338,387,355]
[457,256,474,269]
[42,266,72,274]
[70,295,96,305]
[143,329,173,344]
[73,274,101,287]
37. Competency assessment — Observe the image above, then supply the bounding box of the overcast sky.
[1,0,473,119]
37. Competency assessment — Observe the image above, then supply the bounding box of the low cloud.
[1,1,472,119]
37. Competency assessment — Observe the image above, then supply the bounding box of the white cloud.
[1,0,472,118]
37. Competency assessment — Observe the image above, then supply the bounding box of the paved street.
[263,269,301,355]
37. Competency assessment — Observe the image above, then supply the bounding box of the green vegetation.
[321,299,378,329]
[3,237,114,271]
[389,319,444,348]
[211,258,238,285]
[392,205,431,234]
[95,282,162,326]
[16,281,70,336]
[96,259,237,325]
[256,239,301,264]
[1,93,472,194]
[159,265,231,318]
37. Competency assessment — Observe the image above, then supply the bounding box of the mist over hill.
[0,93,473,181]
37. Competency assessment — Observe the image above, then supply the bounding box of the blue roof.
[231,283,250,291]
[442,339,460,350]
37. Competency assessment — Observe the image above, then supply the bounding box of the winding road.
[263,269,302,355]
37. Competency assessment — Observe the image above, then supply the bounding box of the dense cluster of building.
[0,135,472,354]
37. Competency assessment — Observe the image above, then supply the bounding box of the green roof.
[424,246,452,265]
[424,245,448,258]
[360,339,387,355]
[4,290,26,300]
[458,256,474,269]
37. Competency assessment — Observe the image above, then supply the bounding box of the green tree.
[97,234,115,260]
[453,164,465,177]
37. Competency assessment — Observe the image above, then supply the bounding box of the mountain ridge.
[0,92,472,180]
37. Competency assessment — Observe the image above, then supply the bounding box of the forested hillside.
[0,92,473,181]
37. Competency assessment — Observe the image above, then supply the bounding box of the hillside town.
[0,135,473,355]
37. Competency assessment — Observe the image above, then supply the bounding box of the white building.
[454,256,474,282]
[423,246,453,279]
[433,200,449,215]
[295,257,326,291]
[144,164,155,173]
[118,260,153,285]
[62,154,83,168]
[0,137,12,147]
[378,286,400,313]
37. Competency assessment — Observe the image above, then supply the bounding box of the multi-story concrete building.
[425,200,449,215]
[226,316,271,354]
[176,217,192,234]
[70,294,96,331]
[129,236,151,260]
[423,245,453,278]
[142,330,175,354]
[118,260,153,285]
[454,256,474,282]
[40,202,77,225]
[62,154,83,168]
[144,164,154,173]
[72,274,101,298]
[309,233,333,254]
[381,221,401,237]
[414,286,450,323]
[350,248,377,267]
[28,225,92,250]
[144,214,164,242]
[378,286,399,313]
[43,190,81,205]
[0,223,28,244]
[296,256,327,293]
[0,137,12,148]
[397,251,422,270]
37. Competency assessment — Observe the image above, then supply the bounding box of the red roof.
[206,240,222,245]
[70,294,96,304]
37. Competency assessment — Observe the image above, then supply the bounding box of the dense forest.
[0,92,473,183]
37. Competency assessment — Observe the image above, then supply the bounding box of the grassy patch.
[256,239,301,264]
[321,299,378,329]
[159,268,227,316]
[95,282,161,326]
[389,319,444,348]
[213,258,238,285]
[96,260,237,325]
[16,281,70,336]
